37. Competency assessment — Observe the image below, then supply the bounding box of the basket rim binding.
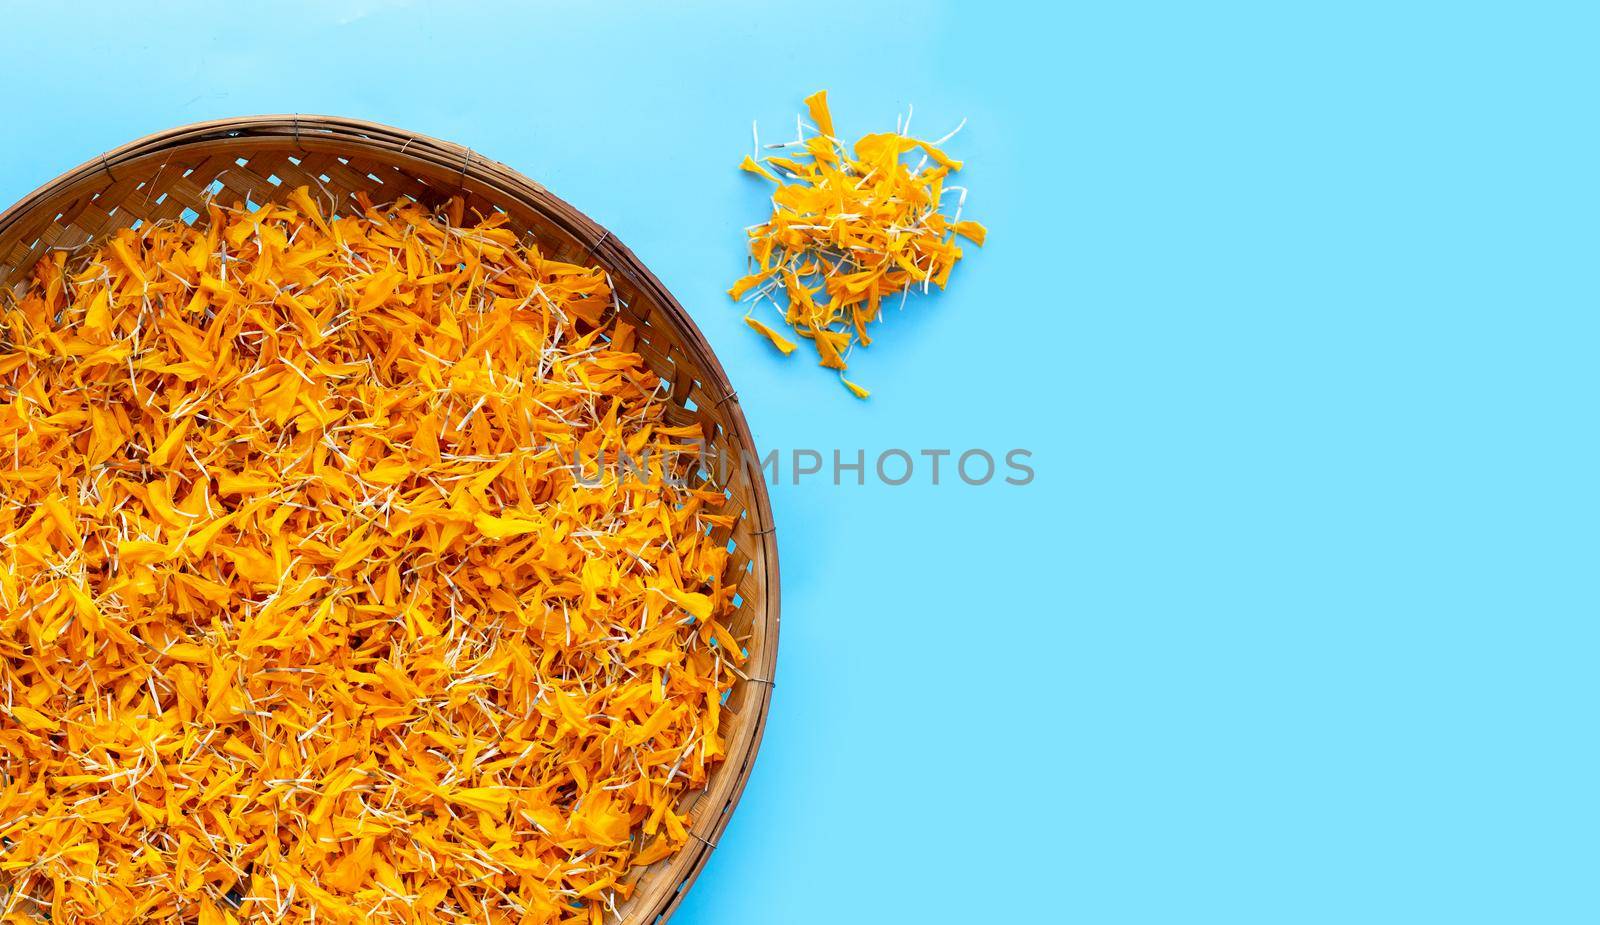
[0,115,780,924]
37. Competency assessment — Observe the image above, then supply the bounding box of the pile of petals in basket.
[0,190,745,924]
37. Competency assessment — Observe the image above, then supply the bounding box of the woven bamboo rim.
[0,115,779,924]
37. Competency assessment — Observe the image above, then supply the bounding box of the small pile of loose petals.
[730,90,987,398]
[0,190,745,924]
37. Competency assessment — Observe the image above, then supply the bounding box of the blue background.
[1,1,1593,922]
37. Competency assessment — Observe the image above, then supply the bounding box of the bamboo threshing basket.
[0,116,779,923]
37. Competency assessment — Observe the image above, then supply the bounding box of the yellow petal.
[82,289,114,334]
[474,512,543,539]
[148,416,192,467]
[804,89,835,137]
[739,156,780,183]
[163,642,210,663]
[358,270,402,312]
[728,270,774,301]
[41,495,81,544]
[10,705,58,732]
[661,585,713,621]
[449,787,511,815]
[743,317,797,355]
[365,458,413,485]
[954,220,988,246]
